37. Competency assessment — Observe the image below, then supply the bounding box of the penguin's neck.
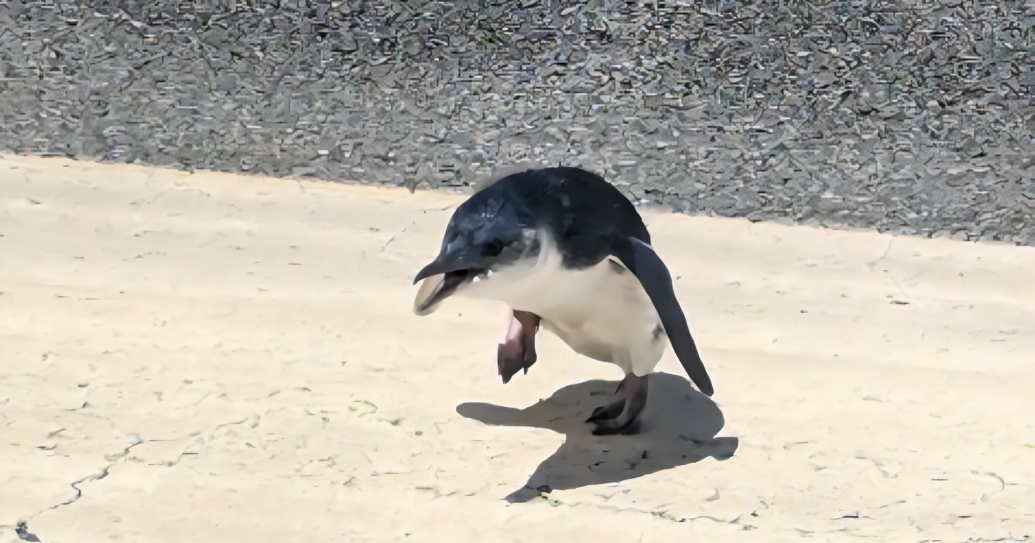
[461,234,640,325]
[460,233,574,313]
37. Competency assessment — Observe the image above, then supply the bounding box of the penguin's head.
[412,191,540,316]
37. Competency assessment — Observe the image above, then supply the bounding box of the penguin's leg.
[585,373,649,436]
[585,379,632,424]
[497,310,541,384]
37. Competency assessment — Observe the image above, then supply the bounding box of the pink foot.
[497,310,541,384]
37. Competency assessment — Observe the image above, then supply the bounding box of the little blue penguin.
[412,166,714,435]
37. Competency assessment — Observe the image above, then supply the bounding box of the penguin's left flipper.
[611,238,715,397]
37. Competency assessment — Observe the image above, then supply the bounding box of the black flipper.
[611,237,714,396]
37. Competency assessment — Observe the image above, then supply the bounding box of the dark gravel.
[2,0,1034,245]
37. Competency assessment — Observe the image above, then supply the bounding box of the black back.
[456,167,650,270]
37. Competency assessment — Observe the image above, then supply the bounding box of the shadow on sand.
[457,372,739,503]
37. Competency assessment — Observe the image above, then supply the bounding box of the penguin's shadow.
[456,372,739,503]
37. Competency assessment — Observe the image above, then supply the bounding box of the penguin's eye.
[481,238,505,257]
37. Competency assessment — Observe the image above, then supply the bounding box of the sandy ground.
[1,154,1033,543]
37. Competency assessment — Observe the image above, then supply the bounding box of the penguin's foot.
[497,310,541,384]
[585,373,649,436]
[586,401,625,422]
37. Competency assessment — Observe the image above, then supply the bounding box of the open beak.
[413,269,477,316]
[412,251,487,316]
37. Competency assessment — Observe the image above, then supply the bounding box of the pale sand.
[1,154,1032,543]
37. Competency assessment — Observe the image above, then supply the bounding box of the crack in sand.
[16,415,264,534]
[25,436,151,522]
[40,467,111,515]
[18,422,259,530]
[558,499,732,525]
[981,472,1006,502]
[157,416,255,467]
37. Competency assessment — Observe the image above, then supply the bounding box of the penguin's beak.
[412,248,488,316]
[414,258,464,285]
[413,246,487,285]
[412,269,479,316]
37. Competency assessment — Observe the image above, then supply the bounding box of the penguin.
[412,166,713,435]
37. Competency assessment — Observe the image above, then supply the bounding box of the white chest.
[461,240,667,376]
